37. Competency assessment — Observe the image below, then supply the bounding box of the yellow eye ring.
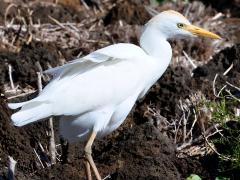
[177,23,184,28]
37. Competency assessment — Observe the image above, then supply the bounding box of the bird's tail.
[8,100,52,127]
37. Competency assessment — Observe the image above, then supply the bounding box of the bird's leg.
[84,160,92,180]
[84,131,102,180]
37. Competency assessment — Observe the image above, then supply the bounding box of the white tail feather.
[8,102,28,110]
[10,101,52,126]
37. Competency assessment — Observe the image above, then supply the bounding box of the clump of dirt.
[1,1,88,26]
[0,90,64,179]
[2,98,208,179]
[97,123,212,179]
[30,2,87,24]
[0,93,46,176]
[96,123,181,179]
[197,0,240,17]
[0,1,8,25]
[28,122,211,179]
[194,44,240,75]
[193,43,240,95]
[103,1,151,26]
[32,164,84,179]
[0,41,60,88]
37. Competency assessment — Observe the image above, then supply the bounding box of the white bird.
[8,10,220,180]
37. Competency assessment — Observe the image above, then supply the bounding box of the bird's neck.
[140,26,172,63]
[138,25,173,97]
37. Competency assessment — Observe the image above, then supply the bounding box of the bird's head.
[147,10,221,40]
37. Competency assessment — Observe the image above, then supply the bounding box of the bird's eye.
[177,23,184,28]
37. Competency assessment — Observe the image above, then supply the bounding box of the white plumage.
[9,43,165,141]
[8,10,220,179]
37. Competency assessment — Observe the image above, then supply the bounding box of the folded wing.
[9,43,148,125]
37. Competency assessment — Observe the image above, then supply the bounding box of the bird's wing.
[44,43,146,79]
[44,53,113,78]
[39,43,149,116]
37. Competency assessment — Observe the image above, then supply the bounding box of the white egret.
[8,10,220,180]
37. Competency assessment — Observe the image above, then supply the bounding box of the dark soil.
[0,41,60,88]
[0,0,240,180]
[93,123,211,180]
[0,104,212,179]
[193,44,240,89]
[0,93,50,179]
[0,1,88,25]
[197,0,240,17]
[103,1,151,26]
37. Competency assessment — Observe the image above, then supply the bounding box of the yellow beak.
[185,24,221,39]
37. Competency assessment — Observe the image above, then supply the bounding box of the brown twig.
[204,134,235,161]
[7,90,36,100]
[213,73,219,97]
[226,81,240,92]
[48,15,81,39]
[4,3,17,26]
[186,108,198,139]
[225,90,240,102]
[37,72,42,93]
[8,64,15,90]
[183,50,197,69]
[223,63,233,76]
[37,71,56,164]
[179,99,189,143]
[48,117,57,164]
[33,148,45,169]
[177,123,221,151]
[80,0,90,10]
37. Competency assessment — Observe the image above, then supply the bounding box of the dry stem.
[33,148,45,168]
[37,72,56,165]
[48,117,57,164]
[8,64,15,90]
[7,156,17,180]
[183,50,197,69]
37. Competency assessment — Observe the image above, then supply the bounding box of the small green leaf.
[186,174,201,180]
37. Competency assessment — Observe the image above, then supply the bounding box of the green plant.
[186,174,201,180]
[211,98,234,124]
[208,95,240,173]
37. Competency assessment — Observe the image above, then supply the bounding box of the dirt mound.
[30,2,86,24]
[194,44,240,77]
[103,1,151,26]
[96,123,181,179]
[1,1,88,25]
[193,43,240,95]
[0,1,8,25]
[0,94,46,177]
[28,123,211,180]
[0,88,212,179]
[0,41,60,88]
[98,123,212,179]
[0,93,62,179]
